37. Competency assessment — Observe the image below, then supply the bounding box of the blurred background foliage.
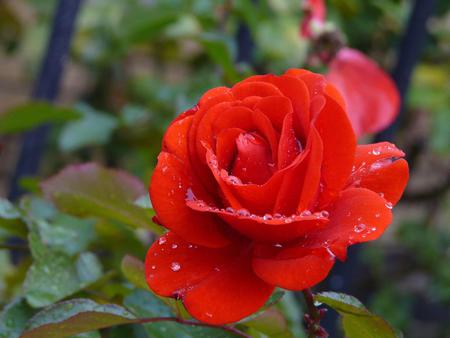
[0,0,449,337]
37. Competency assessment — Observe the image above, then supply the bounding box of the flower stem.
[302,289,328,338]
[133,317,251,338]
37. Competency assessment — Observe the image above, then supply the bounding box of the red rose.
[145,69,409,324]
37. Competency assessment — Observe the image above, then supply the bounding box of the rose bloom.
[145,69,409,324]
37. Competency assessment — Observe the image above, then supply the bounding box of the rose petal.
[232,133,274,184]
[162,114,193,163]
[246,74,311,140]
[349,142,408,205]
[216,128,244,169]
[145,232,274,324]
[232,80,283,99]
[304,187,393,254]
[254,96,294,131]
[274,126,323,214]
[150,152,230,247]
[315,95,356,208]
[187,199,328,243]
[277,113,302,170]
[252,245,334,290]
[327,48,400,136]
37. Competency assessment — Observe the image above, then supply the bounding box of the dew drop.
[170,262,181,272]
[274,243,283,248]
[225,207,234,213]
[320,210,329,218]
[354,223,366,233]
[385,202,393,209]
[205,312,213,318]
[171,244,178,249]
[263,214,273,221]
[227,175,242,185]
[375,213,381,218]
[158,237,167,245]
[151,265,156,270]
[273,213,283,219]
[301,210,312,217]
[236,208,250,217]
[371,149,381,155]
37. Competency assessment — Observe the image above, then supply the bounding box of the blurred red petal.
[327,48,400,136]
[300,0,326,38]
[146,232,274,324]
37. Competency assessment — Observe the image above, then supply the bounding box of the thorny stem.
[133,317,251,338]
[302,289,328,338]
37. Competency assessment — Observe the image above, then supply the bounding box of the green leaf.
[0,198,27,238]
[70,332,101,338]
[59,103,118,152]
[34,214,96,256]
[315,292,398,338]
[41,163,162,233]
[0,298,35,338]
[0,102,81,135]
[20,299,136,338]
[243,307,293,338]
[120,7,179,45]
[124,289,236,338]
[121,255,148,290]
[200,33,240,83]
[20,196,96,256]
[24,233,103,307]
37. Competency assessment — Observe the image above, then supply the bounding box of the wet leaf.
[20,299,135,338]
[24,233,103,307]
[0,298,35,338]
[315,292,398,338]
[124,289,236,338]
[121,255,148,290]
[41,163,161,233]
[0,198,27,238]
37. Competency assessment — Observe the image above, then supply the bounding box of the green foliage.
[20,299,135,338]
[58,103,119,152]
[0,298,35,338]
[24,233,103,307]
[40,163,160,233]
[315,292,399,338]
[1,0,448,337]
[0,103,81,135]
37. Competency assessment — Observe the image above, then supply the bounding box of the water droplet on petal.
[371,148,381,155]
[158,237,167,245]
[301,210,312,217]
[151,265,156,270]
[375,213,381,218]
[273,213,283,219]
[225,207,234,213]
[263,214,273,221]
[236,208,250,217]
[354,223,366,233]
[385,202,393,209]
[170,262,181,272]
[320,210,330,218]
[171,244,178,249]
[274,243,283,248]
